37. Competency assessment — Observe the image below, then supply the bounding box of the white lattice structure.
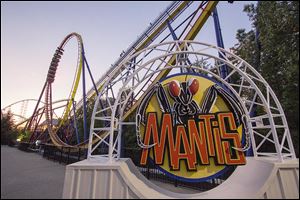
[88,40,296,162]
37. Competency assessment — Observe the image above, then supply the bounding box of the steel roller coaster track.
[8,1,219,151]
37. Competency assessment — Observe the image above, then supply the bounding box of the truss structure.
[88,40,296,162]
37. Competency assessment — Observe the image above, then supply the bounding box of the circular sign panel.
[137,73,246,182]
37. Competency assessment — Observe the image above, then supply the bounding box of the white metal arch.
[88,40,295,162]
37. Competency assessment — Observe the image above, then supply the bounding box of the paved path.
[1,146,66,199]
[1,146,200,199]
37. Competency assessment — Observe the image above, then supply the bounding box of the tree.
[232,1,299,157]
[1,111,18,145]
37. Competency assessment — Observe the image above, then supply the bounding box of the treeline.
[232,1,299,156]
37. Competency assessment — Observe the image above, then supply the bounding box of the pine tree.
[1,111,18,145]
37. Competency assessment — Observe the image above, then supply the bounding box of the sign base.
[62,157,299,199]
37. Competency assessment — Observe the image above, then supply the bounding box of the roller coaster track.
[1,99,72,139]
[76,1,218,109]
[42,33,106,150]
[44,33,85,148]
[21,1,219,151]
[2,99,45,110]
[1,99,45,128]
[82,1,218,150]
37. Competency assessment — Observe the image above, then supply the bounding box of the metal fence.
[29,144,234,192]
[41,144,87,164]
[122,147,235,192]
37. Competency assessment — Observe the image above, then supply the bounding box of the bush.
[17,130,32,142]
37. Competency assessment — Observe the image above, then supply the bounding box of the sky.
[1,1,256,117]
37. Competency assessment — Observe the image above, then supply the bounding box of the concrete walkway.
[1,146,66,199]
[1,146,201,199]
